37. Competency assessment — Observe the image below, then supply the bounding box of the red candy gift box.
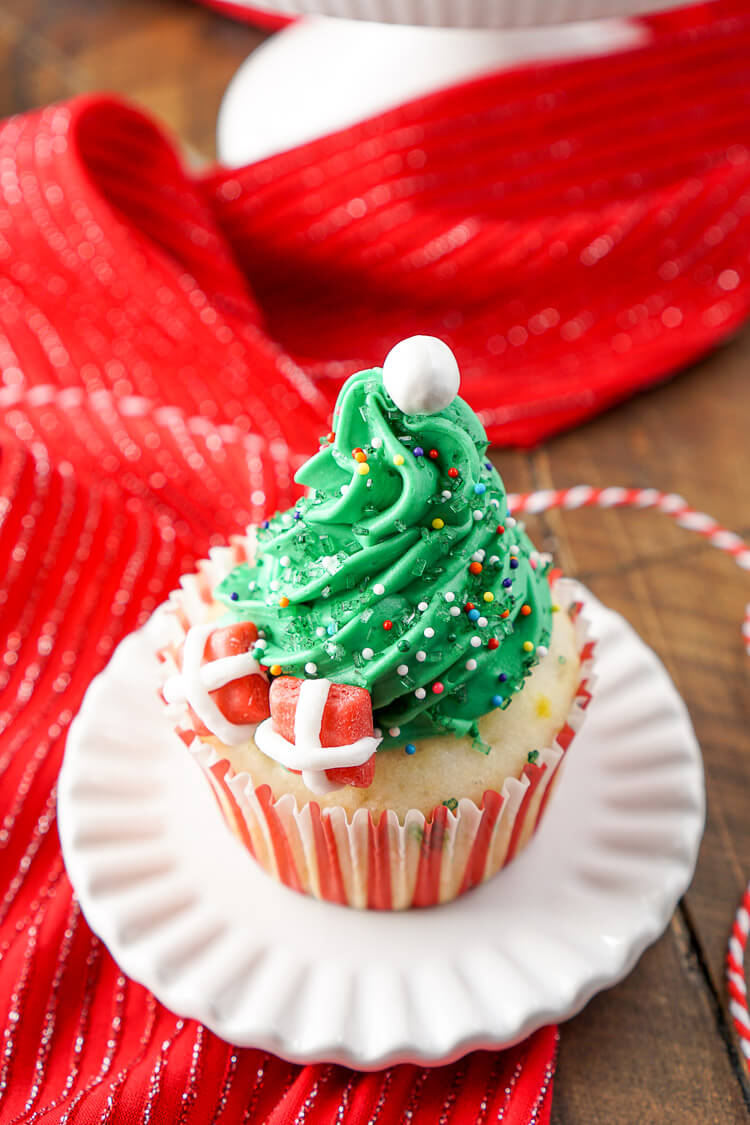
[2,0,750,1118]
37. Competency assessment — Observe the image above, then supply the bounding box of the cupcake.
[160,336,594,909]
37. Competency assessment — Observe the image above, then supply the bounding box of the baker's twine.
[508,485,750,654]
[509,485,750,1076]
[727,882,750,1073]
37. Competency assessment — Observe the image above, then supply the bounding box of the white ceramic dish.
[217,17,649,166]
[58,583,704,1069]
[212,0,688,30]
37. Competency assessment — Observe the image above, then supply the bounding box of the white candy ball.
[382,335,460,415]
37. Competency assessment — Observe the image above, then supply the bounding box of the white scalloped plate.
[58,584,704,1069]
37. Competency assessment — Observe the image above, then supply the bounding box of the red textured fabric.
[192,0,296,28]
[1,2,750,1119]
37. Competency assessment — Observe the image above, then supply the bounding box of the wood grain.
[3,0,750,1118]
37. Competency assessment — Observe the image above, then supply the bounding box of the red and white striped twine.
[510,486,750,1070]
[507,485,750,655]
[727,882,750,1071]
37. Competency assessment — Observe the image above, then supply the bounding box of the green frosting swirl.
[216,367,552,749]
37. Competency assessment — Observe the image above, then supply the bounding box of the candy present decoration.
[255,676,381,793]
[164,621,270,744]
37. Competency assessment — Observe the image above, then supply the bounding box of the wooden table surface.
[3,2,750,1120]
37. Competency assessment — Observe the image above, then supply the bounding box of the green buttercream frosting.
[216,367,552,749]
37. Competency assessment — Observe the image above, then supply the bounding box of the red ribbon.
[1,2,750,1118]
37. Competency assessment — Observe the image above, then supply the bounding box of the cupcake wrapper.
[159,534,596,910]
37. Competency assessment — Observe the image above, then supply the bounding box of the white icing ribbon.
[254,677,381,794]
[164,622,262,746]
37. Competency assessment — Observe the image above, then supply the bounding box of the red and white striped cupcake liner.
[158,532,595,910]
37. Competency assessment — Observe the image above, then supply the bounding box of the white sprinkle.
[373,583,385,595]
[489,555,500,565]
[388,726,401,737]
[424,627,435,638]
[397,664,409,676]
[530,550,540,564]
[374,727,382,737]
[315,626,326,637]
[537,645,549,658]
[478,616,488,627]
[340,484,349,495]
[258,630,266,639]
[441,490,452,499]
[465,658,477,671]
[510,545,520,556]
[248,580,256,592]
[371,436,383,448]
[254,639,267,650]
[506,516,517,528]
[416,650,427,662]
[305,662,318,674]
[269,579,280,591]
[415,687,427,700]
[362,647,374,660]
[444,591,455,602]
[418,601,428,612]
[470,636,482,648]
[449,606,461,617]
[280,555,290,566]
[490,498,500,507]
[473,510,483,521]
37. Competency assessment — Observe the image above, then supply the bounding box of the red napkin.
[2,2,750,1118]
